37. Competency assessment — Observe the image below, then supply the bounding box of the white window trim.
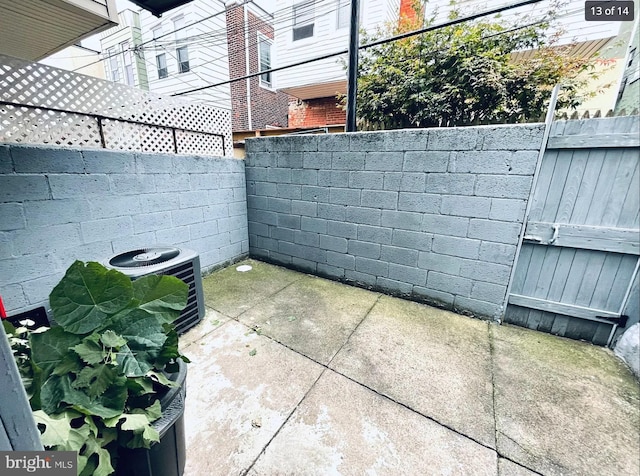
[152,24,164,43]
[336,0,350,31]
[257,32,274,90]
[292,0,315,42]
[156,53,168,80]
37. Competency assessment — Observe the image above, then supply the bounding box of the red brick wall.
[226,4,290,131]
[288,97,346,128]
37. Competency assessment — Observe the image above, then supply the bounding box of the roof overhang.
[0,0,119,61]
[512,37,616,61]
[126,0,194,17]
[280,79,347,100]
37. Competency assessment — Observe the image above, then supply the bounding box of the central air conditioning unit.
[104,247,205,335]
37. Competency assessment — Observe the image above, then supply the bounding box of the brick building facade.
[226,1,290,131]
[288,97,346,128]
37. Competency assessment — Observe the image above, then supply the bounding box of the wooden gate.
[504,115,640,346]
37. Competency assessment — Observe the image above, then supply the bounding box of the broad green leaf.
[142,425,160,445]
[131,399,162,422]
[32,410,72,447]
[49,261,133,334]
[126,376,155,396]
[116,344,151,377]
[30,327,82,378]
[77,455,89,476]
[72,334,105,365]
[41,374,126,419]
[125,425,160,449]
[52,352,83,376]
[156,324,180,367]
[103,413,149,430]
[72,365,120,398]
[100,330,126,348]
[147,370,178,388]
[112,310,167,377]
[133,274,188,324]
[83,436,115,476]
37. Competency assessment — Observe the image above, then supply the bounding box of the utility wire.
[143,0,568,82]
[72,0,252,72]
[172,0,545,96]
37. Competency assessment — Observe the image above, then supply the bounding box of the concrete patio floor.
[179,259,640,476]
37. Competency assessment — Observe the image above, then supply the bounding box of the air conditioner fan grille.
[109,247,180,268]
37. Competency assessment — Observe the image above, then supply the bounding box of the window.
[293,1,314,41]
[258,33,273,87]
[336,0,350,29]
[121,41,134,86]
[152,26,163,42]
[156,53,168,79]
[107,47,120,82]
[173,16,190,73]
[176,46,190,73]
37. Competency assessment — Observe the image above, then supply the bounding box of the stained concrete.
[179,307,229,349]
[202,258,304,318]
[181,319,324,475]
[330,295,496,448]
[249,370,497,475]
[239,275,380,364]
[182,259,640,476]
[498,458,539,476]
[492,324,640,476]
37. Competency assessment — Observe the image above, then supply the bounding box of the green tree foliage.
[354,0,607,129]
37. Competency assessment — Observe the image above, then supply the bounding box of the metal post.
[346,0,360,132]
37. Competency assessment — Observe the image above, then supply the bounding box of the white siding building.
[274,0,399,101]
[274,0,625,127]
[138,0,232,110]
[100,9,149,90]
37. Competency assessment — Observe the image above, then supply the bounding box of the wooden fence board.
[547,133,640,149]
[570,149,606,224]
[541,150,573,223]
[508,294,618,320]
[523,222,639,254]
[617,162,639,228]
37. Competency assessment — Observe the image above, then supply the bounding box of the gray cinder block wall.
[0,145,248,315]
[245,125,545,320]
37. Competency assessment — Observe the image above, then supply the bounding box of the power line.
[72,0,251,72]
[172,0,545,96]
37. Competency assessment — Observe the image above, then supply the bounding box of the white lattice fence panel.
[176,130,225,156]
[1,54,233,155]
[102,119,175,153]
[0,104,101,147]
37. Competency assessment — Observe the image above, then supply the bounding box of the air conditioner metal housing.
[104,247,205,335]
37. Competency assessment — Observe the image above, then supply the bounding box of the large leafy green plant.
[15,261,189,476]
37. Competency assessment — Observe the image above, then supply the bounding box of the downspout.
[244,3,253,130]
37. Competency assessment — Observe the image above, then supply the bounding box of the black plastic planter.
[116,360,187,476]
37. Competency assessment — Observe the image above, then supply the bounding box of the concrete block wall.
[0,145,248,315]
[245,125,545,320]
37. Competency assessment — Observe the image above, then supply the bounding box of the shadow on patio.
[179,259,639,476]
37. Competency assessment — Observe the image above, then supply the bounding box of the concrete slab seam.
[489,323,546,476]
[228,316,499,460]
[242,367,329,476]
[326,293,383,367]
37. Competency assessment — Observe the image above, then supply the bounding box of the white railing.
[0,54,232,157]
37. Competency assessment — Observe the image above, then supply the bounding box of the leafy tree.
[352,0,609,129]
